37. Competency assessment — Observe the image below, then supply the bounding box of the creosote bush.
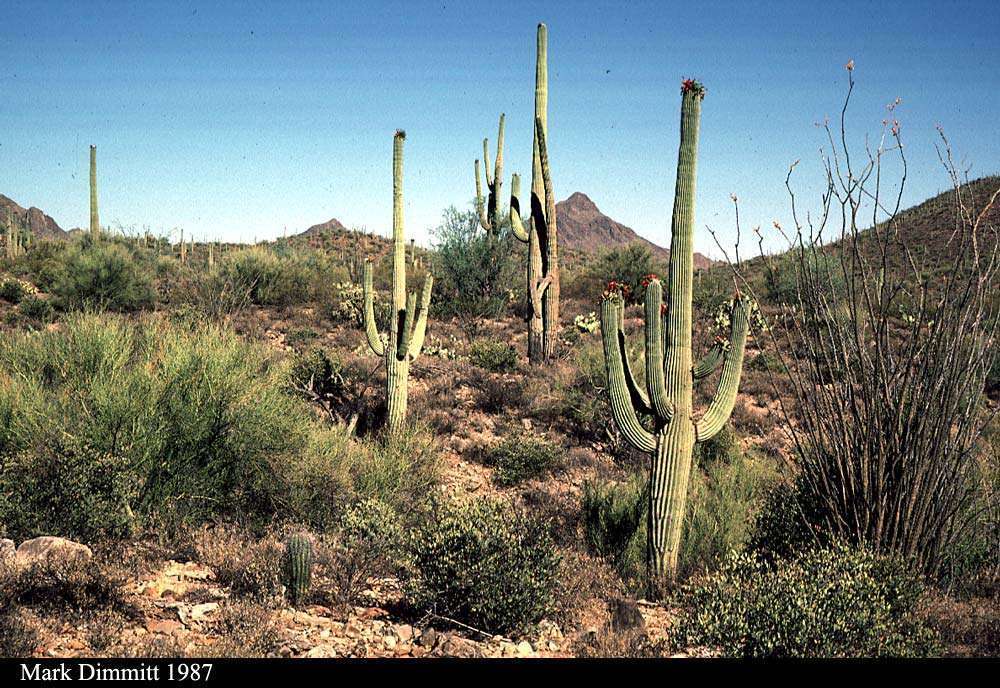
[468,338,518,373]
[669,544,939,657]
[406,497,559,635]
[482,434,559,486]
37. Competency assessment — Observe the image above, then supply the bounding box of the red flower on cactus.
[640,273,659,288]
[660,303,668,317]
[603,280,631,299]
[681,79,706,98]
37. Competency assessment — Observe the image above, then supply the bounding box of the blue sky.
[2,0,998,255]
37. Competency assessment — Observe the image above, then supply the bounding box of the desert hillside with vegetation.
[1,20,998,663]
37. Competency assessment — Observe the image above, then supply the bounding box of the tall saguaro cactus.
[510,22,560,362]
[600,80,752,592]
[89,145,100,237]
[474,113,505,236]
[362,130,434,435]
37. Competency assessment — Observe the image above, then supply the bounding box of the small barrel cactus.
[283,534,313,606]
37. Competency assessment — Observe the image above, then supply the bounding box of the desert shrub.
[315,498,403,609]
[288,347,364,428]
[208,601,280,658]
[430,206,518,336]
[680,449,777,579]
[693,424,739,466]
[582,474,646,584]
[0,607,40,658]
[0,278,26,304]
[570,243,661,305]
[406,497,559,635]
[469,339,518,373]
[51,242,155,312]
[483,434,559,486]
[669,544,939,657]
[349,424,440,513]
[468,371,527,414]
[0,313,356,540]
[1,554,131,615]
[17,296,54,324]
[987,353,1000,400]
[219,247,310,307]
[193,527,284,602]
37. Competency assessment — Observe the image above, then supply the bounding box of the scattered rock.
[1,538,15,567]
[516,640,534,657]
[418,628,438,648]
[392,624,415,643]
[146,619,183,635]
[15,536,92,568]
[383,635,397,650]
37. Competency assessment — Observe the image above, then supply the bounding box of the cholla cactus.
[362,131,434,435]
[474,113,505,236]
[510,23,560,363]
[600,80,752,592]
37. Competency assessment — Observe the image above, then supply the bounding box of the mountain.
[0,194,67,240]
[298,217,349,237]
[555,192,713,269]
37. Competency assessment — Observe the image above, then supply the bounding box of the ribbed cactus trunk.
[283,534,313,606]
[89,145,100,237]
[363,131,434,437]
[474,114,505,237]
[600,81,752,595]
[511,23,559,363]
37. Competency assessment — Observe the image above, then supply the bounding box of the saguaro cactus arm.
[601,295,658,453]
[362,261,385,357]
[407,275,434,360]
[693,339,726,380]
[615,303,653,414]
[474,114,506,233]
[643,280,674,423]
[509,174,530,242]
[695,297,750,442]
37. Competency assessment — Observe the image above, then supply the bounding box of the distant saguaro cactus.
[283,534,313,606]
[362,130,434,435]
[600,80,752,593]
[510,23,560,362]
[474,113,506,237]
[89,145,100,237]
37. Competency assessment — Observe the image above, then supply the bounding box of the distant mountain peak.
[556,192,713,269]
[0,194,67,240]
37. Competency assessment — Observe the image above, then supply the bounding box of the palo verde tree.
[600,80,753,593]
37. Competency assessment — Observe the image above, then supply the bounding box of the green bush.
[430,207,518,335]
[317,498,404,608]
[669,544,939,657]
[0,312,359,540]
[51,242,155,312]
[0,279,26,304]
[483,434,559,486]
[17,295,54,323]
[680,448,776,579]
[406,497,559,635]
[219,247,315,307]
[582,474,646,583]
[693,425,740,466]
[570,243,662,305]
[469,339,518,373]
